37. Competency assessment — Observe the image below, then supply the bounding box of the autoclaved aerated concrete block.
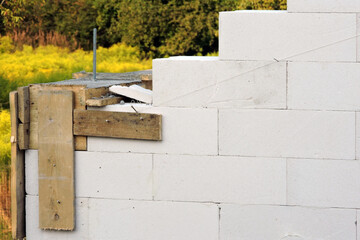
[358,210,360,240]
[25,150,38,196]
[153,154,286,204]
[25,150,153,200]
[26,196,89,240]
[288,0,360,13]
[219,11,356,62]
[288,158,360,208]
[88,104,218,155]
[357,112,360,159]
[288,62,360,111]
[220,204,356,240]
[219,109,355,159]
[88,199,219,240]
[153,56,286,108]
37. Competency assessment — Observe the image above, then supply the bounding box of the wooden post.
[38,90,75,230]
[10,91,26,239]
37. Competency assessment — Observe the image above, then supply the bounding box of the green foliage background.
[0,0,286,57]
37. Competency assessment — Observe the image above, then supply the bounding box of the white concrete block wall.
[219,11,356,62]
[288,62,360,111]
[26,150,153,200]
[357,112,360,159]
[220,205,356,240]
[288,0,360,13]
[26,4,360,239]
[88,199,219,240]
[153,57,286,108]
[88,104,218,155]
[26,196,219,240]
[153,154,286,204]
[219,109,355,159]
[287,159,360,208]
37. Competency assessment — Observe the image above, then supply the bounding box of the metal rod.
[93,28,97,81]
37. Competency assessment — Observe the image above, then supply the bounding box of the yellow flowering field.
[0,36,152,167]
[0,110,10,169]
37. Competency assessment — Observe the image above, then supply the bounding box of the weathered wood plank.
[29,85,41,149]
[10,91,25,240]
[82,87,109,103]
[73,109,162,141]
[18,123,29,150]
[17,86,30,124]
[29,84,87,151]
[38,90,75,230]
[86,96,122,107]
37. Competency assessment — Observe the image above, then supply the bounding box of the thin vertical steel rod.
[93,28,97,81]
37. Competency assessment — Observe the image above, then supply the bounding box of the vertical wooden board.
[38,90,75,230]
[10,91,26,240]
[17,87,30,150]
[29,84,87,151]
[29,85,41,149]
[18,123,29,150]
[17,86,30,124]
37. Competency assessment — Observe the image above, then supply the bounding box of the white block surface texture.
[153,57,286,108]
[220,204,356,240]
[88,104,218,155]
[288,159,360,208]
[88,199,219,240]
[153,154,286,204]
[26,196,89,240]
[219,110,355,159]
[288,0,360,13]
[357,112,360,159]
[288,62,360,111]
[109,85,153,104]
[25,150,38,196]
[219,11,356,62]
[26,150,153,200]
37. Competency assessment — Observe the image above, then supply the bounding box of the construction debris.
[109,85,153,104]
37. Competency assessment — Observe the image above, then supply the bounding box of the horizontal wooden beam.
[73,109,162,141]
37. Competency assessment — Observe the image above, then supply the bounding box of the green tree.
[95,0,238,58]
[1,0,286,56]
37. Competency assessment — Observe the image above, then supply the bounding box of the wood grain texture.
[18,123,29,150]
[29,84,87,151]
[38,90,75,230]
[86,96,122,107]
[17,86,30,124]
[10,91,26,240]
[73,109,162,140]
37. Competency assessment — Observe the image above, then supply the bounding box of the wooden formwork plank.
[17,86,30,124]
[29,84,87,151]
[73,109,162,141]
[17,87,30,150]
[18,123,29,150]
[38,90,75,230]
[10,91,26,240]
